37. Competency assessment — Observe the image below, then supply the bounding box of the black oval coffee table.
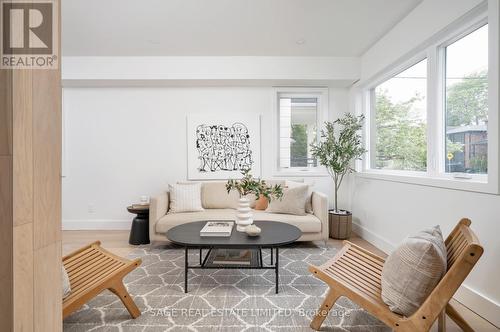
[166,221,301,294]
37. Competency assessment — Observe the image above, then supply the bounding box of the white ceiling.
[62,0,422,57]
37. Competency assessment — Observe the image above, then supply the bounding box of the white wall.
[62,56,360,85]
[351,0,499,326]
[360,0,484,81]
[62,86,349,229]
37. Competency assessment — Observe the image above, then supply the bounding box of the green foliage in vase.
[310,113,366,212]
[226,171,283,202]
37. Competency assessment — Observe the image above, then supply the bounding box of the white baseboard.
[62,219,132,230]
[454,284,500,328]
[352,221,500,328]
[351,221,396,254]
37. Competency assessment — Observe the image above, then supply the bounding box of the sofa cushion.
[266,185,308,216]
[253,210,321,233]
[201,182,259,209]
[287,180,313,214]
[202,182,240,209]
[168,183,204,213]
[156,209,321,234]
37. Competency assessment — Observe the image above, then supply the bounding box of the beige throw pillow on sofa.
[286,180,313,213]
[266,184,308,216]
[201,181,240,209]
[169,183,204,213]
[381,226,447,316]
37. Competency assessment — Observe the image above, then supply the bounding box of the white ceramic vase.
[235,197,253,232]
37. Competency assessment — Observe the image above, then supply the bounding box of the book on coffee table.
[200,221,234,237]
[212,249,252,266]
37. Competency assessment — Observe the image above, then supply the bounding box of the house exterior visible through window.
[276,89,327,173]
[361,13,495,193]
[445,24,488,174]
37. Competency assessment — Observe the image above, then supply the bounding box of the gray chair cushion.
[381,226,447,316]
[62,265,71,299]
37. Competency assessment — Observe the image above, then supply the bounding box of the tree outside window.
[374,59,427,171]
[445,24,488,174]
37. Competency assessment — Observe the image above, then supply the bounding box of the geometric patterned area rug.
[63,244,390,332]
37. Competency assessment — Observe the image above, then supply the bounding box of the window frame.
[272,87,329,177]
[439,22,489,179]
[358,8,499,194]
[368,55,429,173]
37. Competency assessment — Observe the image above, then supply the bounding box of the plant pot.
[329,210,352,240]
[236,197,253,232]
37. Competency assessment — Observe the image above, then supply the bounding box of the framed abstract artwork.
[186,114,261,180]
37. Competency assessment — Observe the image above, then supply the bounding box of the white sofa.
[149,180,329,244]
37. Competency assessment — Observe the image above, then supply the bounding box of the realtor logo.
[1,0,58,69]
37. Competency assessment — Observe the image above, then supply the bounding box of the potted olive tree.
[311,113,366,239]
[226,171,283,232]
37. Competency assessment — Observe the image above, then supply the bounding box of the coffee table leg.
[199,248,202,266]
[275,247,279,294]
[184,247,188,293]
[270,248,273,265]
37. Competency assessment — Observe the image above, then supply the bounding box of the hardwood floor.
[62,230,498,331]
[62,230,133,258]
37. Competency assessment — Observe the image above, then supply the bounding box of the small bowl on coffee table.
[245,224,261,237]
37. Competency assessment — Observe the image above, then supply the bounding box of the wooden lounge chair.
[309,218,483,332]
[63,241,142,319]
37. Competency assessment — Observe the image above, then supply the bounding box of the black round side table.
[127,205,150,245]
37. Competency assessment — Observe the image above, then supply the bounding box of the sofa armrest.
[149,192,169,242]
[312,191,329,241]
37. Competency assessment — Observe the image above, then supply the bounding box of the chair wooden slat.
[65,250,101,271]
[324,266,381,300]
[340,255,382,282]
[66,252,109,277]
[335,258,381,290]
[63,244,98,264]
[447,234,465,258]
[63,242,142,320]
[309,218,483,332]
[68,261,124,299]
[345,251,383,273]
[330,263,381,297]
[69,259,121,288]
[69,259,122,292]
[448,240,468,267]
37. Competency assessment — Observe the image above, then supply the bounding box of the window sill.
[356,170,498,195]
[273,169,330,177]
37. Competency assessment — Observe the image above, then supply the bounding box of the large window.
[445,25,488,174]
[276,89,327,173]
[363,16,494,192]
[374,59,427,171]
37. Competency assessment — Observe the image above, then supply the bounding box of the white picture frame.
[187,114,261,180]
